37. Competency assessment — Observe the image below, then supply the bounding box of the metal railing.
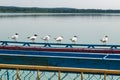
[0,40,120,49]
[0,64,120,80]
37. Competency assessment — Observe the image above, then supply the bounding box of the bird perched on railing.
[54,36,63,43]
[41,35,51,43]
[100,35,108,44]
[27,34,38,42]
[70,36,78,44]
[9,33,19,41]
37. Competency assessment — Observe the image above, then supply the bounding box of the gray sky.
[0,0,120,9]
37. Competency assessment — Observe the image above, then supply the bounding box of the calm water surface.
[0,13,120,44]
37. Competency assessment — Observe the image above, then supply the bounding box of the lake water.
[0,13,120,44]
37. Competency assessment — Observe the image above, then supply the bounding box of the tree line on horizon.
[0,6,120,13]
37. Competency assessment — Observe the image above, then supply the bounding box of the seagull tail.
[100,39,103,42]
[70,38,72,40]
[27,37,30,39]
[54,38,56,40]
[41,37,44,40]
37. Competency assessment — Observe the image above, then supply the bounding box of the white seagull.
[41,35,51,42]
[70,36,78,44]
[100,35,108,44]
[27,34,38,42]
[10,33,19,41]
[54,36,63,43]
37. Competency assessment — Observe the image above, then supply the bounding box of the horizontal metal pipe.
[0,64,120,75]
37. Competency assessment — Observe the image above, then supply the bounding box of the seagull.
[54,36,63,43]
[10,33,19,41]
[27,34,38,42]
[41,35,51,42]
[100,35,108,44]
[70,36,78,44]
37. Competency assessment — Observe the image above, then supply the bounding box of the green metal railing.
[0,64,120,80]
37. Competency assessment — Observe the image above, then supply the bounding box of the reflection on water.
[0,13,120,45]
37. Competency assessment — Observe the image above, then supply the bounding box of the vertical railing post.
[81,72,83,80]
[37,70,40,80]
[104,73,106,80]
[58,71,61,80]
[16,69,21,80]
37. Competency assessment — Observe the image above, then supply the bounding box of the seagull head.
[61,36,63,38]
[34,34,38,36]
[15,33,19,35]
[74,36,77,37]
[105,35,108,37]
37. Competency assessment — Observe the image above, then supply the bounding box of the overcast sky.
[0,0,120,9]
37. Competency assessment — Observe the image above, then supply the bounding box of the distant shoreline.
[0,6,120,13]
[1,13,120,17]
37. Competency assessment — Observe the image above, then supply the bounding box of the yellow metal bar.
[37,70,40,80]
[104,73,106,80]
[81,72,83,80]
[0,64,120,75]
[15,69,21,80]
[58,71,61,80]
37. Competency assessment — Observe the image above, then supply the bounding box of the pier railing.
[0,64,120,80]
[0,40,120,49]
